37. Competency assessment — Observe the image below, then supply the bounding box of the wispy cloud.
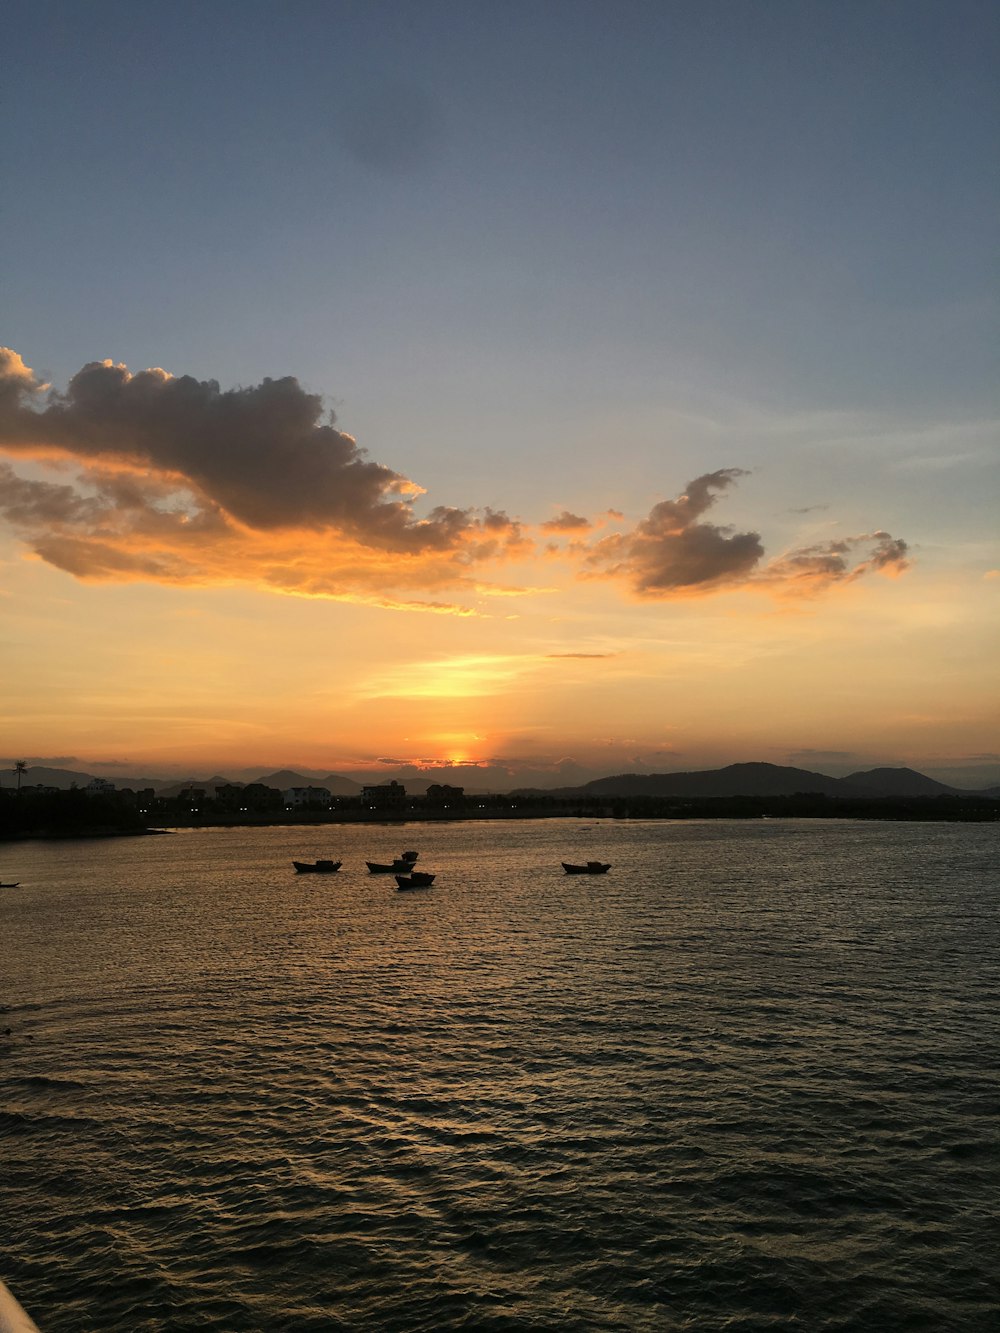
[762,531,910,589]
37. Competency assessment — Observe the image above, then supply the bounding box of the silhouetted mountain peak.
[254,770,362,795]
[565,763,848,799]
[842,767,959,797]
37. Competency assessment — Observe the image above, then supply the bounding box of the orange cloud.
[0,462,529,612]
[0,349,531,605]
[0,350,911,607]
[0,347,528,569]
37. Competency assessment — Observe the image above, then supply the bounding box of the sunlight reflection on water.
[2,819,998,1330]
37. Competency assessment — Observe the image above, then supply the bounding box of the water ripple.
[2,819,998,1330]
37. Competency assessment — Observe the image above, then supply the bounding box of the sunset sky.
[3,0,998,788]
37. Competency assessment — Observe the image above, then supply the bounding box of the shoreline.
[2,798,997,843]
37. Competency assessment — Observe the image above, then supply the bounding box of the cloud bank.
[0,349,523,550]
[0,348,527,606]
[0,350,909,605]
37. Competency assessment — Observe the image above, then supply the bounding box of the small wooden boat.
[0,881,20,888]
[292,860,342,874]
[367,859,417,874]
[562,861,611,875]
[395,872,435,890]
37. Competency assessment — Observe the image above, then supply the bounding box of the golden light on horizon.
[434,732,486,767]
[355,654,545,702]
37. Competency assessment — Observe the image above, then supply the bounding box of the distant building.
[240,782,283,811]
[362,780,406,811]
[284,786,333,809]
[425,783,465,807]
[86,778,116,795]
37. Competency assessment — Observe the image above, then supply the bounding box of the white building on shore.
[284,786,333,809]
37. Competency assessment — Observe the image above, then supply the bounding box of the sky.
[2,0,998,789]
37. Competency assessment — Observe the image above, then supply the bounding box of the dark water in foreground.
[1,819,998,1331]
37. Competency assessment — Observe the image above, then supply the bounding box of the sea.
[1,818,998,1332]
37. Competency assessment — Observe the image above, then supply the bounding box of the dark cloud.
[868,533,910,570]
[0,350,531,611]
[0,349,522,557]
[765,531,910,585]
[585,469,764,594]
[582,470,909,597]
[0,464,107,527]
[0,351,911,605]
[541,510,592,534]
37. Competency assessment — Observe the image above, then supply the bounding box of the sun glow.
[356,654,545,701]
[418,732,487,767]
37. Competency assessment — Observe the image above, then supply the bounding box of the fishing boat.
[367,857,418,874]
[561,861,611,875]
[292,860,342,873]
[395,871,435,890]
[0,882,20,888]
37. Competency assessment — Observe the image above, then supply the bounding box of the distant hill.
[319,773,365,795]
[254,770,363,795]
[155,776,239,798]
[6,761,996,802]
[533,762,848,800]
[840,767,961,798]
[1,765,175,792]
[515,761,986,801]
[1,765,95,791]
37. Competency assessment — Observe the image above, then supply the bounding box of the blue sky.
[9,1,995,404]
[3,1,998,783]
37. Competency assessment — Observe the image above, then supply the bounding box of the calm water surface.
[2,819,998,1331]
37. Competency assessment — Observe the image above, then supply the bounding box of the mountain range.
[512,763,1000,800]
[4,761,998,800]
